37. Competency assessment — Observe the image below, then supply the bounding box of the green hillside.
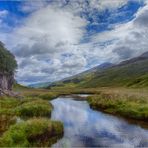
[48,52,148,88]
[79,59,148,88]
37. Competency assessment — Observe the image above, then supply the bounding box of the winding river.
[51,95,148,147]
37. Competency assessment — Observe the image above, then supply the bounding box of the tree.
[0,41,17,74]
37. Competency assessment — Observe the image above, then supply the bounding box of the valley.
[1,48,148,147]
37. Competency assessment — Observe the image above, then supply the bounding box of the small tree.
[0,41,17,74]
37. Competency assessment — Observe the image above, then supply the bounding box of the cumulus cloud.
[13,5,87,55]
[9,4,88,84]
[2,0,148,84]
[90,1,148,62]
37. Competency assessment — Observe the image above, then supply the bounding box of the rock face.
[0,73,15,96]
[0,73,14,90]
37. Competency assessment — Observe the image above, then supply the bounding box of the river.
[51,95,148,147]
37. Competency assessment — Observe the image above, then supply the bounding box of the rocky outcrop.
[0,73,14,90]
[0,73,15,96]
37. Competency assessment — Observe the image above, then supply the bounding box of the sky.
[0,0,148,85]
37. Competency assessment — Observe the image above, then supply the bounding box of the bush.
[0,118,64,147]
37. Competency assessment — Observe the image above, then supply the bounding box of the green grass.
[79,60,148,88]
[0,97,20,134]
[0,97,53,118]
[38,92,59,100]
[87,92,148,121]
[0,96,54,135]
[15,99,53,118]
[0,118,63,147]
[0,95,64,146]
[0,115,17,135]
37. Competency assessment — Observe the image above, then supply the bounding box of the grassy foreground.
[0,118,63,147]
[0,89,64,147]
[1,85,148,146]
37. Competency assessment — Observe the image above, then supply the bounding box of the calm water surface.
[51,96,148,147]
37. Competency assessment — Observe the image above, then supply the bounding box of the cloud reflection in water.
[51,97,148,147]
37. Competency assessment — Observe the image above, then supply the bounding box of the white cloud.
[89,0,128,11]
[89,2,148,63]
[2,0,148,84]
[9,4,88,84]
[0,10,8,18]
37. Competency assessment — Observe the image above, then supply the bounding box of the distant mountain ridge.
[29,82,51,88]
[30,62,114,88]
[117,51,148,66]
[47,51,148,88]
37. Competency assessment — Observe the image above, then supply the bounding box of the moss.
[0,118,64,147]
[15,99,53,118]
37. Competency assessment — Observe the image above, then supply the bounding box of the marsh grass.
[15,99,53,118]
[0,96,53,135]
[87,92,148,121]
[0,95,64,147]
[0,118,63,147]
[0,97,20,134]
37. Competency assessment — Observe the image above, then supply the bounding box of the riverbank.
[13,86,148,123]
[1,86,148,146]
[51,96,148,147]
[87,92,148,122]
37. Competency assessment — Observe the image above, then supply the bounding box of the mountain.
[29,82,51,88]
[118,51,148,66]
[34,62,113,88]
[84,62,114,73]
[48,62,114,87]
[48,51,148,88]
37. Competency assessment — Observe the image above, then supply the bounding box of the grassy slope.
[80,60,148,88]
